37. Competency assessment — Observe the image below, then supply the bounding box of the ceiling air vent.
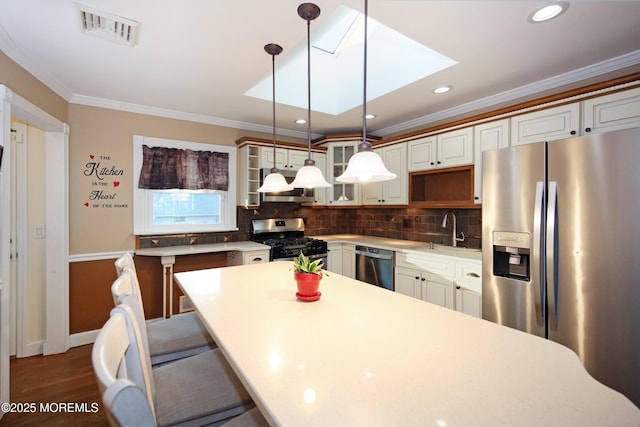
[77,4,138,46]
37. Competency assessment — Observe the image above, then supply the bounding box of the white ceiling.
[1,0,639,140]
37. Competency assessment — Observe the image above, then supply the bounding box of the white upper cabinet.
[310,151,327,206]
[582,86,640,135]
[510,103,580,146]
[362,143,408,205]
[260,146,308,170]
[473,119,510,204]
[408,128,473,171]
[407,135,437,171]
[327,142,360,206]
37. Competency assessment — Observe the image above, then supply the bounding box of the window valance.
[138,145,229,191]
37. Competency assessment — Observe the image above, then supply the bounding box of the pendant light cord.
[359,0,372,153]
[271,49,277,172]
[306,17,312,160]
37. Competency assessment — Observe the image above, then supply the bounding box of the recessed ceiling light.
[365,113,376,120]
[295,118,307,125]
[528,2,569,23]
[433,85,453,94]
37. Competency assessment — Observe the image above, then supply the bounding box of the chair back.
[111,272,153,371]
[114,252,137,276]
[92,303,157,426]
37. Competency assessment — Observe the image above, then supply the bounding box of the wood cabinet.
[408,128,473,171]
[510,103,580,146]
[409,165,475,207]
[582,86,640,135]
[473,119,510,204]
[362,143,408,205]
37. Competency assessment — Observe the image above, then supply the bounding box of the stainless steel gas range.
[250,218,327,264]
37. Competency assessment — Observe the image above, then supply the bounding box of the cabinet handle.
[466,272,480,278]
[456,285,461,290]
[585,127,592,133]
[570,130,577,135]
[253,257,263,262]
[430,162,435,165]
[474,196,479,200]
[437,161,441,164]
[421,277,426,281]
[415,276,420,280]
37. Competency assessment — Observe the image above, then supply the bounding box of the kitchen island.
[174,261,639,426]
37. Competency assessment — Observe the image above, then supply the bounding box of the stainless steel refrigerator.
[482,126,640,407]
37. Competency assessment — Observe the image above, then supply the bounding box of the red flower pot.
[294,272,321,296]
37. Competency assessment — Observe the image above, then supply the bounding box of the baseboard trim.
[69,329,99,348]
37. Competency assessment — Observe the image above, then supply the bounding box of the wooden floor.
[2,344,109,426]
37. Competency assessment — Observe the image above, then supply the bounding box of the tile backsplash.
[138,203,481,249]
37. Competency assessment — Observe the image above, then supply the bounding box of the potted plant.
[292,252,326,301]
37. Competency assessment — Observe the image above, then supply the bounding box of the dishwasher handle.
[355,247,394,260]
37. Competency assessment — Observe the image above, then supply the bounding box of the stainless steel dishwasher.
[355,245,394,291]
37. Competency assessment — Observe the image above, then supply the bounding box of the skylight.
[245,5,457,116]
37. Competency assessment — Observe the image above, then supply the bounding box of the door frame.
[0,85,69,413]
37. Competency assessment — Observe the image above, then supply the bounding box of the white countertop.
[135,241,269,257]
[174,261,639,426]
[314,233,482,261]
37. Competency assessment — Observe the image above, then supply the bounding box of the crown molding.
[374,49,640,137]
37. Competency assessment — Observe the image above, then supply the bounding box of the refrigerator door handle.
[546,181,559,331]
[532,181,546,328]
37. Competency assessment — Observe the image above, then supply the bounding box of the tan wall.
[0,51,68,123]
[67,104,299,254]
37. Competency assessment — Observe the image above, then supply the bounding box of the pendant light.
[258,43,295,193]
[290,3,331,189]
[337,0,396,183]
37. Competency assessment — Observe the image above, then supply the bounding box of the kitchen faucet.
[442,211,465,247]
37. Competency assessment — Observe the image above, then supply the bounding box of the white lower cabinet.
[326,243,355,278]
[327,243,343,274]
[395,252,481,317]
[455,284,482,318]
[227,250,270,266]
[395,267,455,309]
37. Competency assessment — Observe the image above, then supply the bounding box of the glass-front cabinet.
[328,143,359,206]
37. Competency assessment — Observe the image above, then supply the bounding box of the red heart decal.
[90,155,94,159]
[84,202,89,207]
[113,181,120,187]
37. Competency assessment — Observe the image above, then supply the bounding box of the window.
[133,135,237,235]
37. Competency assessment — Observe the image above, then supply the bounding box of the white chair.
[113,253,215,366]
[93,299,255,426]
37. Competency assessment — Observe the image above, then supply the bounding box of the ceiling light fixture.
[528,2,569,23]
[337,0,396,184]
[295,118,307,124]
[291,3,331,189]
[433,85,453,94]
[257,43,294,193]
[365,113,376,120]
